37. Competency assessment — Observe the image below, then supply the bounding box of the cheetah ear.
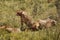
[22,11,27,15]
[22,11,25,14]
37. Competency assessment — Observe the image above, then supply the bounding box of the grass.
[0,0,60,40]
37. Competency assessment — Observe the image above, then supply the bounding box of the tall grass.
[0,0,60,40]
